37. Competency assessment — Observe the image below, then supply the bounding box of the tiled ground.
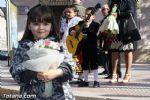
[1,60,150,100]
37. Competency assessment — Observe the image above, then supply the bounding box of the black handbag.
[122,13,141,44]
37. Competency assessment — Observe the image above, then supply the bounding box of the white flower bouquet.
[22,39,64,72]
[97,4,119,45]
[22,39,64,97]
[101,4,118,33]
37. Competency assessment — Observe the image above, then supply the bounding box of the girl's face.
[29,22,52,40]
[65,8,76,19]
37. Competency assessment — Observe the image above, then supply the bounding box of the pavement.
[0,60,150,100]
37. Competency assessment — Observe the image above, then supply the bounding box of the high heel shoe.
[122,74,131,83]
[109,74,118,83]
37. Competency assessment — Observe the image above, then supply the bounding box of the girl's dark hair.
[21,4,60,41]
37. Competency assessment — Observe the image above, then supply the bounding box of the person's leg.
[93,69,99,82]
[112,52,120,74]
[83,70,89,82]
[107,51,112,78]
[104,52,110,75]
[78,70,89,87]
[110,52,120,83]
[78,47,89,86]
[93,69,100,87]
[123,51,133,83]
[98,51,109,75]
[78,73,84,80]
[117,56,122,78]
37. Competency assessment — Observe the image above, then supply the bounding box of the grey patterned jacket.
[10,39,73,100]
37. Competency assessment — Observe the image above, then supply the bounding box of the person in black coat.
[108,0,138,83]
[70,7,100,87]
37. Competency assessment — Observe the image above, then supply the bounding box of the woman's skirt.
[110,39,135,52]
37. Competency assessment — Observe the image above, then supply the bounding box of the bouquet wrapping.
[99,15,119,35]
[98,4,119,45]
[22,39,64,72]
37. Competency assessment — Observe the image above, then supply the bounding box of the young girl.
[60,5,82,76]
[10,4,73,100]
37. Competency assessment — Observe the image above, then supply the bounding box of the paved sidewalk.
[0,60,150,100]
[71,64,150,100]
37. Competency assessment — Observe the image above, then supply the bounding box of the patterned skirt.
[110,40,134,52]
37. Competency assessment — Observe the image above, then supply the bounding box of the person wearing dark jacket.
[108,0,138,83]
[69,7,100,87]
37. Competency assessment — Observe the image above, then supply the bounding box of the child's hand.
[37,69,63,82]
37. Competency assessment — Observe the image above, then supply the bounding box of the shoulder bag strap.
[130,13,137,28]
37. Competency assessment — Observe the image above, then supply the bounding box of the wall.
[133,0,150,63]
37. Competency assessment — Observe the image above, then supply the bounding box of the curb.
[75,96,114,100]
[0,87,19,100]
[0,87,113,100]
[0,87,19,95]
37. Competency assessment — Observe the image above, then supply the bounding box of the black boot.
[69,78,83,84]
[78,81,89,87]
[93,81,100,88]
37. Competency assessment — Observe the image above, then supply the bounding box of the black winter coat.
[108,0,138,40]
[79,21,100,70]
